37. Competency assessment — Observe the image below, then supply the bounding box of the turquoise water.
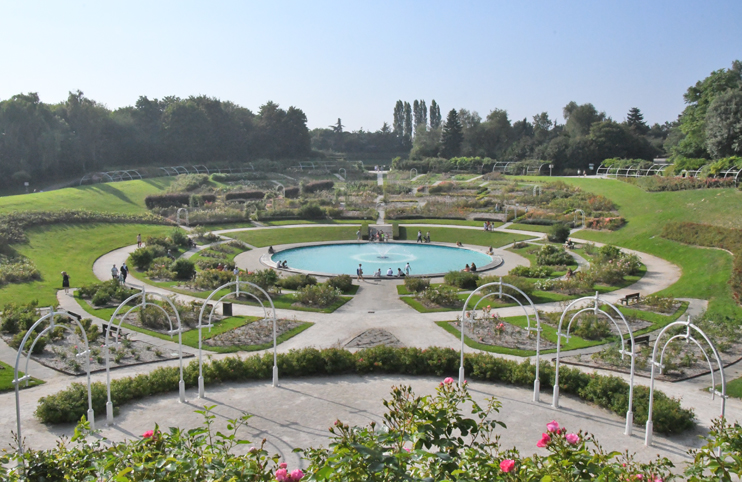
[271,243,493,276]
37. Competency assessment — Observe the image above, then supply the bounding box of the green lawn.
[393,219,498,228]
[510,176,742,320]
[0,223,174,307]
[262,219,365,226]
[228,226,357,247]
[200,222,254,231]
[396,226,534,247]
[0,178,173,214]
[72,300,313,353]
[722,377,742,399]
[506,223,553,233]
[0,360,44,392]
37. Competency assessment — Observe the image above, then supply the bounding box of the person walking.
[417,230,423,243]
[425,231,431,243]
[137,233,142,248]
[120,263,128,283]
[357,263,364,281]
[356,229,362,241]
[61,271,70,294]
[405,262,411,276]
[111,264,119,281]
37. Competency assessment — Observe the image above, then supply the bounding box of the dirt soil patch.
[450,319,556,351]
[204,318,304,347]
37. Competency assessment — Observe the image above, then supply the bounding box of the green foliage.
[478,275,535,299]
[0,300,39,334]
[278,274,317,290]
[403,277,430,293]
[246,269,279,290]
[10,329,48,354]
[0,254,41,286]
[509,265,554,278]
[297,203,326,219]
[326,274,353,292]
[535,244,573,266]
[419,285,459,306]
[78,280,137,306]
[170,258,196,280]
[166,174,210,193]
[685,418,742,480]
[621,175,736,192]
[192,269,234,290]
[293,284,340,307]
[571,314,612,340]
[443,270,479,289]
[129,246,155,270]
[169,228,190,247]
[547,222,571,243]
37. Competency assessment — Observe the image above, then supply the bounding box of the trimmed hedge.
[34,347,694,435]
[284,186,300,198]
[225,190,266,201]
[303,180,334,193]
[144,193,191,209]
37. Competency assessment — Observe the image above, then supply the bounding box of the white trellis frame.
[14,308,95,460]
[459,278,543,401]
[410,168,418,180]
[338,168,347,180]
[645,316,726,446]
[504,205,518,222]
[533,185,542,196]
[177,207,189,226]
[105,286,185,424]
[552,292,637,435]
[196,279,278,397]
[573,209,585,228]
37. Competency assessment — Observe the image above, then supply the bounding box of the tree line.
[0,92,311,186]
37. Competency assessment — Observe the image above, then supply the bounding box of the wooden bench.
[620,293,640,305]
[632,334,650,346]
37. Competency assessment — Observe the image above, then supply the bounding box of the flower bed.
[204,318,304,348]
[450,318,556,351]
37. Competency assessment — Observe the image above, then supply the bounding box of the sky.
[2,1,741,131]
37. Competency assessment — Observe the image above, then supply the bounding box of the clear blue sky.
[2,1,740,131]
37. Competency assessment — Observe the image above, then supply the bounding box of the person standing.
[405,262,411,276]
[120,263,128,283]
[356,229,362,241]
[137,233,142,248]
[111,264,119,281]
[61,271,70,294]
[417,230,423,243]
[357,264,364,281]
[425,231,431,243]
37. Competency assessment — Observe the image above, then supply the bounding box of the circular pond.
[271,243,495,276]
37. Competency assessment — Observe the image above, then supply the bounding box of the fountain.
[372,244,396,259]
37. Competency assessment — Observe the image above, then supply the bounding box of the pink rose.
[275,468,288,482]
[404,447,410,452]
[635,476,643,480]
[142,430,154,439]
[290,469,304,481]
[565,433,580,445]
[443,377,454,384]
[279,463,287,469]
[500,459,515,473]
[537,432,551,447]
[546,420,559,432]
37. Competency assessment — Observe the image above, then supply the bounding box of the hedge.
[361,222,369,240]
[303,180,334,193]
[392,222,399,239]
[34,347,694,435]
[284,186,300,198]
[0,210,170,244]
[225,190,266,201]
[662,222,742,303]
[144,193,191,209]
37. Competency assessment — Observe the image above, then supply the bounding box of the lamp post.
[549,164,553,177]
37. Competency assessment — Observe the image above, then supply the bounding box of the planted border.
[35,346,694,434]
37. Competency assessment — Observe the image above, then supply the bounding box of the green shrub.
[11,330,48,354]
[169,228,190,248]
[0,300,39,334]
[536,244,573,266]
[129,247,154,270]
[548,222,571,243]
[297,204,326,219]
[571,314,612,340]
[404,277,430,293]
[443,270,479,289]
[294,284,340,307]
[0,254,41,286]
[278,274,317,290]
[80,280,137,306]
[326,274,353,292]
[477,275,535,299]
[246,269,279,290]
[170,258,196,280]
[192,269,234,290]
[509,265,554,278]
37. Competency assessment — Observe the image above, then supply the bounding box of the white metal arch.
[552,292,637,435]
[173,166,189,175]
[14,307,95,460]
[177,207,189,226]
[644,316,726,446]
[271,181,286,198]
[197,279,278,397]
[459,279,542,401]
[192,164,209,174]
[105,286,184,424]
[339,168,347,180]
[410,168,418,180]
[573,209,585,228]
[533,185,542,196]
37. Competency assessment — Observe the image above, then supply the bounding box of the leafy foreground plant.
[8,381,740,481]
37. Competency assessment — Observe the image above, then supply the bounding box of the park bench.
[620,293,640,305]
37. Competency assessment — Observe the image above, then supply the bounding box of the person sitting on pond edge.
[268,246,275,254]
[471,262,477,272]
[397,268,406,277]
[386,267,394,276]
[456,241,463,247]
[464,264,470,272]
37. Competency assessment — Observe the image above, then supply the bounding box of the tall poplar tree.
[393,100,404,138]
[440,108,463,158]
[429,100,442,129]
[420,100,428,127]
[403,101,413,144]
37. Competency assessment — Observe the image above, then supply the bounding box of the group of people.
[368,230,388,242]
[276,260,289,269]
[482,221,496,231]
[111,263,129,283]
[463,262,478,272]
[357,263,412,280]
[416,230,431,243]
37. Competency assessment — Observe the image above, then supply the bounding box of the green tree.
[403,101,413,144]
[563,101,605,137]
[625,107,649,135]
[440,109,463,158]
[429,100,442,129]
[393,100,404,138]
[410,124,441,159]
[705,88,742,158]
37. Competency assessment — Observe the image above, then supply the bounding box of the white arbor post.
[197,279,278,398]
[176,208,189,226]
[552,292,636,435]
[410,168,417,180]
[645,316,726,446]
[14,307,95,461]
[338,168,346,180]
[105,285,185,425]
[573,209,585,228]
[533,185,542,196]
[459,277,542,401]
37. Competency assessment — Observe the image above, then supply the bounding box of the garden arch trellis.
[459,278,543,401]
[645,316,726,446]
[552,293,637,435]
[14,307,95,459]
[532,185,542,196]
[338,168,347,180]
[177,208,189,226]
[197,279,278,398]
[573,209,585,228]
[105,286,185,424]
[410,168,418,180]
